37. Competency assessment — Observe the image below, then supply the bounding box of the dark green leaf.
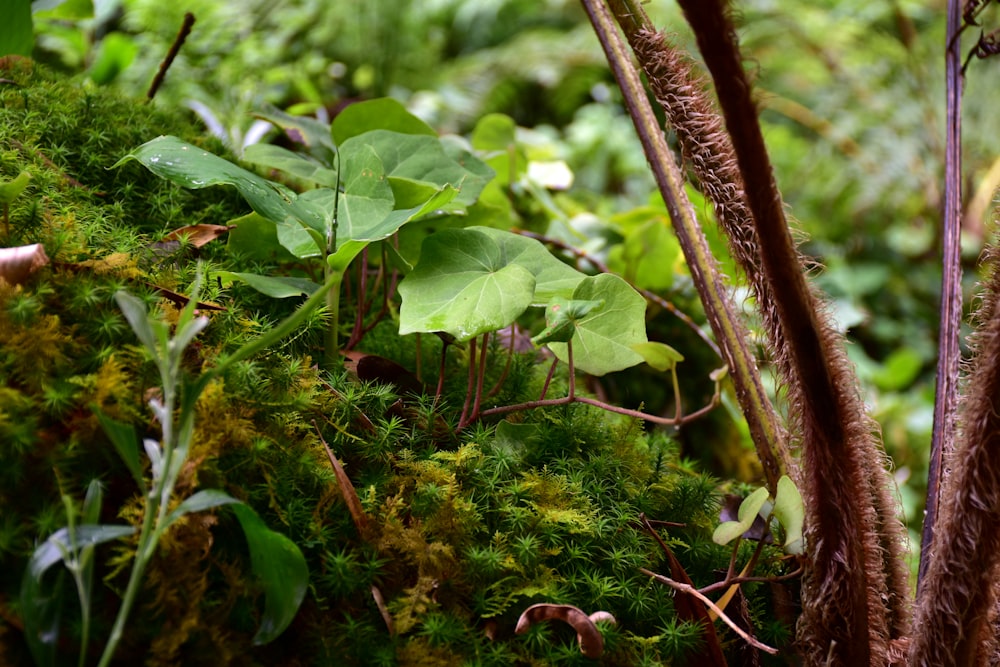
[94,409,145,493]
[230,504,309,645]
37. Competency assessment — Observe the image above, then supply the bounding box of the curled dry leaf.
[162,224,235,248]
[0,243,49,285]
[515,603,615,658]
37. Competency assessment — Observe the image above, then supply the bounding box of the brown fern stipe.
[672,0,911,663]
[909,247,1000,666]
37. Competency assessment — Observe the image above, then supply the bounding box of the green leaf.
[94,409,146,493]
[772,475,805,555]
[114,289,163,357]
[88,32,137,85]
[217,272,321,299]
[0,1,33,57]
[398,228,537,342]
[470,226,584,304]
[342,130,493,207]
[20,564,63,667]
[330,97,436,145]
[713,487,769,546]
[163,489,241,532]
[631,341,685,372]
[471,113,523,185]
[607,210,680,291]
[242,144,338,188]
[547,274,648,376]
[254,105,337,161]
[226,212,298,263]
[871,346,923,392]
[0,171,32,204]
[531,298,605,346]
[230,504,308,645]
[337,141,395,241]
[27,525,138,577]
[113,136,321,230]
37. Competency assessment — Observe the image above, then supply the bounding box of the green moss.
[0,61,795,665]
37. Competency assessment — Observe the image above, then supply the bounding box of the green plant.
[115,98,489,368]
[19,269,338,666]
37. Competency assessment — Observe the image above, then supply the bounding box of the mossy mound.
[0,61,794,665]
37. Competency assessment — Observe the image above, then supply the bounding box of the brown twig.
[146,12,195,101]
[639,568,778,654]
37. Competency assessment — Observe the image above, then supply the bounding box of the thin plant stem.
[920,0,964,592]
[538,357,560,400]
[487,327,517,398]
[146,12,194,101]
[567,341,575,400]
[470,332,490,424]
[458,337,477,428]
[434,339,449,402]
[639,568,778,655]
[581,0,790,490]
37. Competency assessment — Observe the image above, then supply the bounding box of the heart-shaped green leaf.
[342,130,492,207]
[631,341,685,372]
[331,97,436,145]
[546,274,648,376]
[398,228,537,342]
[531,298,605,346]
[337,141,395,242]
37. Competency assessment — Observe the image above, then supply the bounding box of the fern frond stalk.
[665,0,911,662]
[580,0,791,494]
[908,246,1000,665]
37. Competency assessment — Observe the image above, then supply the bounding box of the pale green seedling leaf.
[113,136,321,230]
[713,487,769,546]
[242,144,338,188]
[163,489,241,532]
[331,97,435,144]
[631,341,685,372]
[0,170,32,204]
[772,475,805,554]
[27,525,138,577]
[217,272,321,299]
[231,503,309,645]
[547,274,647,376]
[398,228,536,342]
[114,290,163,356]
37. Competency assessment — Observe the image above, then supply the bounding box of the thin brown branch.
[639,568,779,655]
[147,12,195,102]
